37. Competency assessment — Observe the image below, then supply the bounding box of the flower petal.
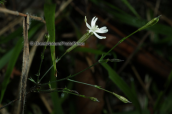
[91,17,96,27]
[95,26,108,33]
[91,17,98,27]
[93,32,106,39]
[86,22,91,29]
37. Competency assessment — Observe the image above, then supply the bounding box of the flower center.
[90,25,99,32]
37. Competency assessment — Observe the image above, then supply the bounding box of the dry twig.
[0,7,46,23]
[17,16,30,114]
[40,94,53,113]
[55,0,72,17]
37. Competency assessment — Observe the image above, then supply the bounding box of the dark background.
[0,0,172,114]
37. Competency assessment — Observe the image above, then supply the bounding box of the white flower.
[85,16,108,39]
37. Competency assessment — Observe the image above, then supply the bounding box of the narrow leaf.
[121,0,140,18]
[50,67,64,114]
[101,63,141,113]
[44,2,57,77]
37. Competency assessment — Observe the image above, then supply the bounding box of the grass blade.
[101,63,142,113]
[50,68,64,114]
[0,49,14,70]
[0,38,23,104]
[121,0,140,18]
[44,2,57,77]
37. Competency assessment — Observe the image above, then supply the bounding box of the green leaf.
[0,49,14,70]
[44,2,57,77]
[0,0,6,5]
[50,67,64,114]
[101,63,142,113]
[0,38,22,104]
[121,0,140,18]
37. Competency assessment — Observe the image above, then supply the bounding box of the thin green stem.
[56,51,67,62]
[38,51,67,83]
[69,62,99,78]
[39,88,98,102]
[67,79,95,87]
[39,89,79,96]
[67,79,113,94]
[39,89,63,93]
[40,62,99,86]
[100,30,138,60]
[67,79,130,103]
[38,64,53,83]
[36,35,49,83]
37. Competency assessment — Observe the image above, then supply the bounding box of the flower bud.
[138,15,161,31]
[113,92,131,103]
[89,97,99,102]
